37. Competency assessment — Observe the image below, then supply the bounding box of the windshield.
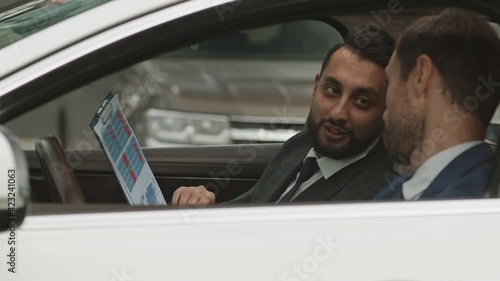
[0,0,112,50]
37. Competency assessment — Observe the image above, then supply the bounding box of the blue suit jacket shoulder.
[420,143,493,199]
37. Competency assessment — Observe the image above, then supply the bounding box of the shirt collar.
[305,137,380,179]
[402,141,483,200]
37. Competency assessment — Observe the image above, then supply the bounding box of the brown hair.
[396,8,500,126]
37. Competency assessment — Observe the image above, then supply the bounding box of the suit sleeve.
[226,187,255,203]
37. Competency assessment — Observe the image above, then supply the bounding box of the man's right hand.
[171,185,216,206]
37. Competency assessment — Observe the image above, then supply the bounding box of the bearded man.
[173,27,396,205]
[376,8,500,200]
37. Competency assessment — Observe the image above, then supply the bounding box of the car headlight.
[144,109,230,145]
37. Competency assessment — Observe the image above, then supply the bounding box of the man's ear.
[414,55,433,98]
[313,73,321,98]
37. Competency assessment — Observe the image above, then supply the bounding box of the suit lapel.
[293,139,386,202]
[421,143,492,198]
[252,138,311,202]
[373,172,414,200]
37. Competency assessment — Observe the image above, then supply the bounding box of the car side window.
[5,20,343,149]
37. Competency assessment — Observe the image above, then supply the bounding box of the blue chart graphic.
[141,183,158,205]
[103,110,145,192]
[103,123,123,162]
[127,138,145,175]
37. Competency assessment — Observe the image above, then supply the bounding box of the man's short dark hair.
[320,27,396,74]
[396,8,500,127]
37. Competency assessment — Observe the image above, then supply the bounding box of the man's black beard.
[306,113,379,160]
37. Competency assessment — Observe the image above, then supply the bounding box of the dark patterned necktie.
[278,157,319,203]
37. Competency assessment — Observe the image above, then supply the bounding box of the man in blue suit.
[375,8,500,200]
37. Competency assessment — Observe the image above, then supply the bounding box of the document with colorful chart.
[90,92,166,205]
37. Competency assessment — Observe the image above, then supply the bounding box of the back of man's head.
[396,8,500,127]
[320,26,395,74]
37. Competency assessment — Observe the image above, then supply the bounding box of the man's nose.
[329,98,349,122]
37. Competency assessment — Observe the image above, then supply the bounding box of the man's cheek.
[383,115,391,131]
[382,112,389,129]
[310,104,321,123]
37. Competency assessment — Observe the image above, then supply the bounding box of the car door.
[2,1,500,281]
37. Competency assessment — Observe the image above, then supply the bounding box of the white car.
[0,0,500,280]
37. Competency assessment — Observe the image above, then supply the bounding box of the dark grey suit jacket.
[230,132,394,203]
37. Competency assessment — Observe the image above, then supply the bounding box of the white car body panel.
[0,0,183,80]
[1,200,500,280]
[0,0,239,97]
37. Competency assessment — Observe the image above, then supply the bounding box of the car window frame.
[2,0,500,123]
[0,0,113,50]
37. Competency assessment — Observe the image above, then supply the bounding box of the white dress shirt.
[277,137,380,202]
[402,141,483,200]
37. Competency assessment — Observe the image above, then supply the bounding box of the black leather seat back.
[35,136,85,204]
